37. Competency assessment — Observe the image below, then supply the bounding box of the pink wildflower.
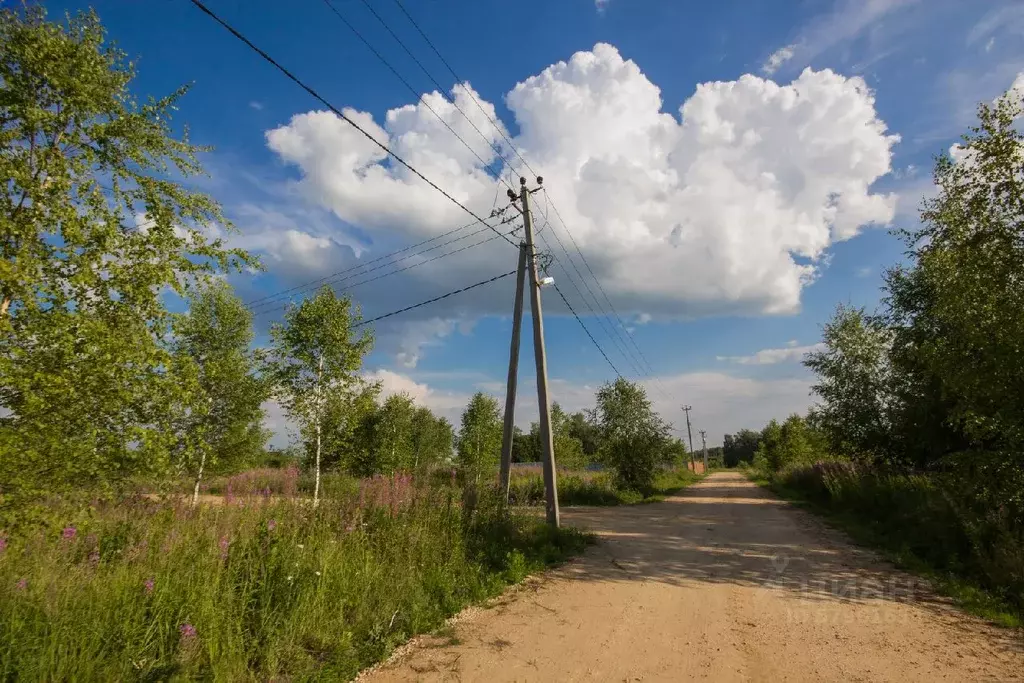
[267,519,277,532]
[15,578,27,591]
[218,535,230,560]
[61,526,76,541]
[179,623,197,640]
[144,578,155,594]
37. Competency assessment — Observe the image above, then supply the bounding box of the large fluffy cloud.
[262,43,897,319]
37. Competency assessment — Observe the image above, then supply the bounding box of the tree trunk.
[191,450,207,508]
[313,353,325,509]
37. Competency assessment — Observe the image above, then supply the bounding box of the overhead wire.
[351,0,523,181]
[544,196,660,376]
[244,212,505,308]
[188,0,516,249]
[538,191,654,377]
[250,219,520,317]
[551,282,621,378]
[192,0,671,399]
[352,269,517,328]
[388,0,536,178]
[318,0,507,186]
[535,228,646,379]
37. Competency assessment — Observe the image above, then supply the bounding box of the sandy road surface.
[362,471,1023,682]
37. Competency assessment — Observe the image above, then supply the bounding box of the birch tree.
[173,281,268,506]
[269,287,371,506]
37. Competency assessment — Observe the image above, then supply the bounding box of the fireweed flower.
[179,623,197,640]
[218,536,230,560]
[15,578,27,591]
[61,526,77,541]
[144,578,155,594]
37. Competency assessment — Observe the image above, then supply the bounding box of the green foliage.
[0,7,252,512]
[550,402,586,470]
[0,480,591,680]
[511,426,539,463]
[345,395,453,476]
[172,282,269,497]
[723,429,759,467]
[456,393,502,486]
[764,414,816,471]
[565,409,602,459]
[269,287,373,504]
[803,305,893,463]
[594,378,670,492]
[320,381,380,474]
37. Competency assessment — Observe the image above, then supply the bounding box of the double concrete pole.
[499,177,560,527]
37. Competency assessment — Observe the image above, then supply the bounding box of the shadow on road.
[555,472,1024,657]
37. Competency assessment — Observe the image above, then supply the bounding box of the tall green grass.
[753,461,1024,627]
[0,474,590,680]
[508,466,700,507]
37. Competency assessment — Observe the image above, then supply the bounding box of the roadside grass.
[508,466,702,507]
[0,475,592,681]
[743,464,1023,629]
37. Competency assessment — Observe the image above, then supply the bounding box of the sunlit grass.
[0,474,590,680]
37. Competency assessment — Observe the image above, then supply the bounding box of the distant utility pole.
[682,405,696,473]
[501,176,559,527]
[499,244,528,502]
[699,429,708,473]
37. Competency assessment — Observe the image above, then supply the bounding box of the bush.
[0,474,589,680]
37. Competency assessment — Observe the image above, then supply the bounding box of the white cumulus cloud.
[262,43,898,321]
[717,342,825,365]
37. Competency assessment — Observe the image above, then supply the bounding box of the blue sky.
[49,0,1024,444]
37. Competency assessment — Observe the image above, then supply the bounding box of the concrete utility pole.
[700,430,708,473]
[498,244,528,503]
[682,405,696,473]
[517,176,560,527]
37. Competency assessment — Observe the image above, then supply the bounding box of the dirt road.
[363,471,1023,682]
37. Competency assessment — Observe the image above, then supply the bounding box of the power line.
[350,0,520,180]
[389,0,537,177]
[352,269,517,328]
[551,282,621,378]
[545,196,664,380]
[249,213,517,313]
[319,0,506,186]
[535,228,646,379]
[252,224,519,317]
[188,0,516,247]
[540,192,654,378]
[245,215,492,307]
